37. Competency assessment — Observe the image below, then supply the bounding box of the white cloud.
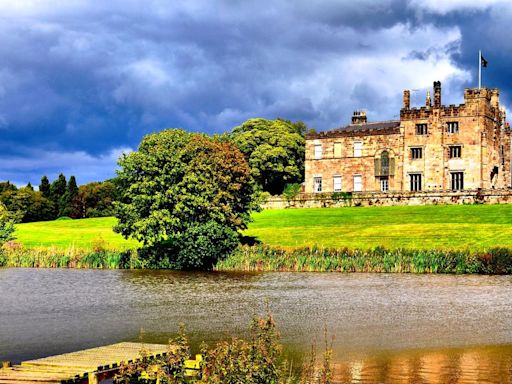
[0,147,133,185]
[408,0,508,15]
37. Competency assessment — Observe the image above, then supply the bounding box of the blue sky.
[1,0,511,186]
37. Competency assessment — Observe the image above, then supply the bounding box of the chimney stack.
[403,90,410,109]
[433,81,441,108]
[352,111,367,125]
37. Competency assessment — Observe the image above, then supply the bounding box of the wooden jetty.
[0,342,169,384]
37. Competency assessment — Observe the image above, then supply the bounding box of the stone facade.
[305,82,511,194]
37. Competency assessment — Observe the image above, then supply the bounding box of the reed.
[216,245,512,274]
[0,241,143,269]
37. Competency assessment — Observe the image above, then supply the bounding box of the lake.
[1,269,512,383]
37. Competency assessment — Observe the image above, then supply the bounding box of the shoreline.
[2,244,512,274]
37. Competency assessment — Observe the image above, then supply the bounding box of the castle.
[304,82,511,195]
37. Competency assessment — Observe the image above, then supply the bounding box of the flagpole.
[479,50,481,89]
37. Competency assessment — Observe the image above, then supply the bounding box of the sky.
[1,0,511,186]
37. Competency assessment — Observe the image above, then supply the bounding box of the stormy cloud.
[0,0,510,185]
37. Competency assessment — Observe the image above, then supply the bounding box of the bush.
[138,222,239,269]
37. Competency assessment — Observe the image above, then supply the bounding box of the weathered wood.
[0,342,168,384]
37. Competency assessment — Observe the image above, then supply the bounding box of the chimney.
[433,81,441,108]
[403,90,410,109]
[426,91,431,108]
[352,111,367,125]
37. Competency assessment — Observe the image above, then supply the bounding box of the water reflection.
[1,269,512,383]
[331,345,512,383]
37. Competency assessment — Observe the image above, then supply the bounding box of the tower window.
[411,147,423,159]
[416,124,428,135]
[447,122,459,134]
[449,146,461,159]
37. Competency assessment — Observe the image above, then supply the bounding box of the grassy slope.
[15,217,139,250]
[13,204,512,251]
[244,205,512,250]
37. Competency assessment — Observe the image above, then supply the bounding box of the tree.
[39,176,51,198]
[0,181,17,194]
[114,129,256,269]
[230,118,306,195]
[50,173,67,216]
[71,181,117,218]
[0,188,56,222]
[26,182,34,191]
[0,202,15,245]
[61,176,78,217]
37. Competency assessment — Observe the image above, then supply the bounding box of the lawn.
[13,204,512,251]
[14,217,139,250]
[244,204,512,251]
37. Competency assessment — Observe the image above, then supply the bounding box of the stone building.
[305,82,511,194]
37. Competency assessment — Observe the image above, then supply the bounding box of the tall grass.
[216,245,512,274]
[0,242,143,269]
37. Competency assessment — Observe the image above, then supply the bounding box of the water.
[1,269,512,383]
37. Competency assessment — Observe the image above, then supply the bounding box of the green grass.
[12,205,512,253]
[14,217,138,250]
[245,205,512,251]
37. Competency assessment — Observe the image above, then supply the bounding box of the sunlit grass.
[15,217,138,250]
[245,205,512,251]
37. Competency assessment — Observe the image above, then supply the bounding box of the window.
[501,145,505,166]
[447,122,459,134]
[451,172,464,190]
[380,177,389,192]
[410,174,422,191]
[449,145,461,159]
[314,144,322,160]
[314,177,322,192]
[353,141,362,157]
[416,123,428,135]
[380,151,389,176]
[411,147,423,160]
[353,175,362,192]
[334,143,342,158]
[333,176,342,192]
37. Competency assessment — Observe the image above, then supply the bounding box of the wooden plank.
[0,342,168,383]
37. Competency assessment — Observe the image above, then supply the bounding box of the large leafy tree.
[0,187,56,222]
[230,118,306,195]
[114,129,256,269]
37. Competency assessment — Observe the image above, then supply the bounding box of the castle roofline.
[307,120,400,139]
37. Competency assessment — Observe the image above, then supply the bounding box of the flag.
[481,54,488,68]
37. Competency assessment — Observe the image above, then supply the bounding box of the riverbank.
[216,245,512,274]
[2,244,512,274]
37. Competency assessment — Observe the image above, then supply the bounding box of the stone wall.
[262,189,512,209]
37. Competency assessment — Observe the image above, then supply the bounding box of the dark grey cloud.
[0,0,510,185]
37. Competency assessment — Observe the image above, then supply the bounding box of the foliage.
[282,183,302,203]
[0,202,15,245]
[0,187,56,222]
[39,176,51,198]
[61,176,79,217]
[114,312,334,384]
[0,242,141,268]
[231,118,306,195]
[216,244,512,274]
[114,129,256,269]
[0,181,17,194]
[71,181,118,219]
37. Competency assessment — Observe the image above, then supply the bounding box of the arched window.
[381,151,389,175]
